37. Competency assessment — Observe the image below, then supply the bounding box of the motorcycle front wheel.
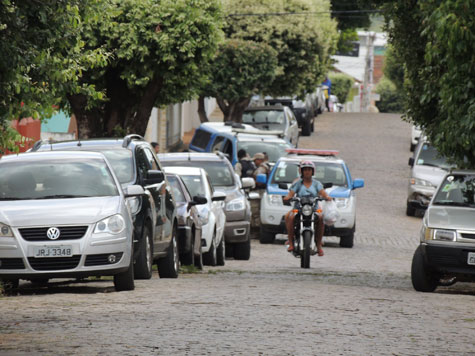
[301,230,312,269]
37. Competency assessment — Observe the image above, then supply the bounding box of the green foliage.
[378,0,475,167]
[375,77,404,113]
[328,72,353,103]
[336,29,359,54]
[222,0,338,97]
[330,0,373,31]
[205,39,278,100]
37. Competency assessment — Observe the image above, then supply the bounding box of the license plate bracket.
[32,246,73,258]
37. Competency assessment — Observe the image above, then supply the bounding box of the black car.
[166,173,207,269]
[31,135,179,280]
[264,97,315,136]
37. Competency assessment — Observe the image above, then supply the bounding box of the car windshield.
[95,149,134,184]
[271,161,348,187]
[242,110,286,131]
[237,141,291,163]
[432,174,475,207]
[0,159,119,200]
[161,160,234,187]
[179,175,206,199]
[166,175,187,203]
[416,143,451,169]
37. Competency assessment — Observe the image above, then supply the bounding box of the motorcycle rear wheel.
[301,231,312,269]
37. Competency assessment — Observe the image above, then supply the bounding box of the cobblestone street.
[1,113,474,355]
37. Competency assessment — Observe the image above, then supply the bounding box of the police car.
[257,149,364,247]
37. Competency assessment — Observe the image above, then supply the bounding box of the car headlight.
[411,178,435,187]
[127,197,141,216]
[334,198,349,209]
[226,197,246,212]
[94,214,126,235]
[302,204,313,217]
[267,194,283,206]
[424,228,456,241]
[0,223,13,237]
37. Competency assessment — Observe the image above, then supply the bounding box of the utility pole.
[362,32,376,113]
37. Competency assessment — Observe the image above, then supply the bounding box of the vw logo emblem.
[46,227,61,240]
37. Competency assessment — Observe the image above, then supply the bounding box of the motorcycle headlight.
[411,178,435,187]
[127,197,141,216]
[334,198,349,209]
[267,194,283,206]
[302,204,313,216]
[424,228,456,241]
[226,197,246,212]
[94,214,126,235]
[0,223,13,237]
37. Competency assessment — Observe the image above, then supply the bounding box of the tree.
[376,0,475,167]
[222,0,338,98]
[202,39,278,123]
[66,0,222,138]
[328,72,353,103]
[0,1,106,152]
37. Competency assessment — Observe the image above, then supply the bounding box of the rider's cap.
[253,153,265,160]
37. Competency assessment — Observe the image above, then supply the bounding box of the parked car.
[0,151,143,291]
[242,105,299,147]
[410,124,422,152]
[411,170,475,292]
[189,122,293,168]
[407,139,452,216]
[314,86,327,115]
[166,173,207,269]
[257,149,364,247]
[159,152,256,260]
[161,166,226,266]
[264,96,315,136]
[31,135,179,279]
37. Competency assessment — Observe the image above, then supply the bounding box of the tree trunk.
[197,95,209,123]
[216,96,230,121]
[218,97,251,123]
[68,94,104,139]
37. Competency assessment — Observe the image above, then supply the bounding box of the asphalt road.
[1,112,474,356]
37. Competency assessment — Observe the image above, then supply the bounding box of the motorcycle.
[288,195,325,269]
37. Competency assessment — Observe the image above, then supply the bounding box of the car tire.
[339,231,354,248]
[225,242,234,258]
[114,246,135,292]
[302,120,311,136]
[216,236,225,266]
[134,226,153,280]
[406,203,416,217]
[1,278,19,293]
[158,229,179,278]
[311,119,315,132]
[259,227,275,244]
[233,238,251,260]
[181,230,195,266]
[411,245,438,292]
[410,143,416,152]
[203,231,217,266]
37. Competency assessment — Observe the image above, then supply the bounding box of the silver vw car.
[0,151,142,292]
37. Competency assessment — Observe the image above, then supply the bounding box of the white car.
[410,124,422,152]
[257,149,364,248]
[162,166,226,266]
[242,105,299,147]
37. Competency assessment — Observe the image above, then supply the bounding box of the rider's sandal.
[317,248,324,257]
[287,244,294,252]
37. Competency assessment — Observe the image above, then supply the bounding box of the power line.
[227,10,382,18]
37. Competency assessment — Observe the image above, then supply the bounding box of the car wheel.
[411,245,438,292]
[302,120,311,136]
[216,236,225,266]
[339,231,354,248]
[233,238,251,260]
[259,227,275,244]
[158,228,179,278]
[225,242,234,258]
[1,278,19,294]
[410,143,416,152]
[114,245,135,291]
[406,203,416,217]
[203,231,217,266]
[311,119,315,132]
[134,226,153,279]
[181,229,195,266]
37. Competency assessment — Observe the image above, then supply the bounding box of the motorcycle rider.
[283,161,332,255]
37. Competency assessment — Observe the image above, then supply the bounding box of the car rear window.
[191,129,212,150]
[161,160,234,187]
[242,110,286,131]
[0,159,119,200]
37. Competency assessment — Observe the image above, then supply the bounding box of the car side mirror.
[256,173,267,185]
[124,184,146,198]
[352,179,364,189]
[408,157,414,167]
[145,170,164,185]
[188,195,208,209]
[278,183,289,190]
[211,191,226,201]
[248,192,260,200]
[323,182,333,189]
[241,177,255,190]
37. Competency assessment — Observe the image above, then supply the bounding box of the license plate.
[33,246,73,258]
[468,252,475,266]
